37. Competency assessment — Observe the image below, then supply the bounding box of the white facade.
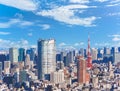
[9,48,18,63]
[114,52,120,64]
[91,48,98,60]
[50,70,64,84]
[0,62,2,80]
[4,61,11,74]
[38,39,56,80]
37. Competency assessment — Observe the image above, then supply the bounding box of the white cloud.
[28,32,33,36]
[95,42,110,47]
[0,39,30,48]
[0,19,33,28]
[0,0,38,11]
[37,5,98,27]
[74,42,84,46]
[59,42,67,47]
[107,0,120,7]
[94,0,108,2]
[20,21,33,26]
[108,34,120,42]
[108,12,120,16]
[112,37,120,41]
[41,24,50,30]
[110,0,120,4]
[15,13,24,19]
[0,32,11,35]
[69,0,89,3]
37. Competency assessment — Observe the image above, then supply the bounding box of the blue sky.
[0,0,120,49]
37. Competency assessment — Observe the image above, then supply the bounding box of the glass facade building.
[37,39,56,80]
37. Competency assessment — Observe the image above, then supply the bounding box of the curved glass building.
[37,39,56,80]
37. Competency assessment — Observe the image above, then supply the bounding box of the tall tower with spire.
[86,35,92,69]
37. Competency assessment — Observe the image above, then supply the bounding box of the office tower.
[111,47,118,54]
[56,53,61,61]
[108,61,112,72]
[18,48,25,62]
[73,50,79,57]
[4,61,11,74]
[37,39,56,80]
[66,51,74,66]
[57,61,64,69]
[79,48,85,57]
[97,48,103,60]
[9,48,18,63]
[26,48,36,61]
[0,62,2,80]
[86,36,92,69]
[19,70,27,83]
[91,48,98,60]
[114,52,120,64]
[77,56,90,84]
[103,54,113,63]
[50,70,64,84]
[104,47,111,55]
[118,47,120,52]
[25,54,31,69]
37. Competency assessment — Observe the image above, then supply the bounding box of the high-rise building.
[25,54,31,69]
[86,36,92,69]
[0,62,2,80]
[77,56,90,84]
[19,70,27,83]
[79,48,85,57]
[66,51,74,66]
[4,61,11,74]
[18,48,25,62]
[26,48,36,61]
[37,39,56,80]
[50,70,64,84]
[91,48,98,60]
[104,47,111,55]
[111,47,115,54]
[114,52,120,64]
[9,48,18,63]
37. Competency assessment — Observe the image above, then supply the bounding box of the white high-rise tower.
[37,39,56,80]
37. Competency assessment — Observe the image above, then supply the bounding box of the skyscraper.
[9,48,18,63]
[26,48,36,61]
[0,62,2,80]
[4,61,11,74]
[77,56,90,84]
[18,48,25,62]
[91,48,98,61]
[37,39,56,80]
[86,36,92,69]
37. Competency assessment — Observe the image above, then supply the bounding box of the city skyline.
[0,0,120,49]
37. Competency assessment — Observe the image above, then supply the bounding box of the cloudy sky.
[0,0,120,49]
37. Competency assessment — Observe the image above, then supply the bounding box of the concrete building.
[0,62,2,80]
[91,48,98,60]
[50,70,64,84]
[77,56,90,85]
[4,61,11,74]
[37,39,56,80]
[114,52,120,64]
[9,48,18,63]
[25,54,31,69]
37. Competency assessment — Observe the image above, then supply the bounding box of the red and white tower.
[86,35,92,69]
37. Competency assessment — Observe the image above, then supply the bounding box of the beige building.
[50,70,64,84]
